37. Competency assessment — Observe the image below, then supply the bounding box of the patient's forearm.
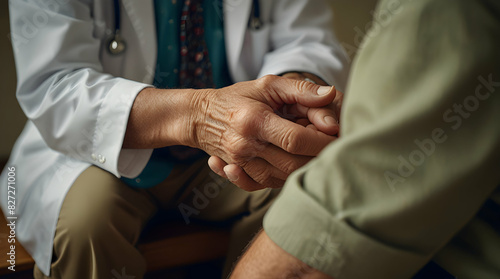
[230,230,334,279]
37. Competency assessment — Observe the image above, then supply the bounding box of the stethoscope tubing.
[113,0,121,32]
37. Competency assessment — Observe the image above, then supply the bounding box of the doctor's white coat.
[1,0,349,275]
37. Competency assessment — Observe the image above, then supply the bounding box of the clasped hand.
[190,75,342,191]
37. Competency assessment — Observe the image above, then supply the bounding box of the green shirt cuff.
[264,171,429,278]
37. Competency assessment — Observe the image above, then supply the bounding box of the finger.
[223,164,266,192]
[257,75,337,109]
[288,103,309,118]
[333,90,344,123]
[258,144,313,175]
[287,103,339,135]
[225,157,288,190]
[241,157,289,182]
[223,163,285,192]
[307,124,319,131]
[296,118,311,127]
[306,107,340,136]
[208,156,228,179]
[260,111,338,156]
[277,103,307,121]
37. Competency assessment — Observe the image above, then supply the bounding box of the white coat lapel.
[224,0,252,81]
[121,0,157,76]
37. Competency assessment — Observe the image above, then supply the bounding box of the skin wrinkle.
[295,81,309,100]
[260,108,311,155]
[232,138,256,162]
[240,159,285,188]
[183,94,200,148]
[282,124,300,154]
[258,109,280,143]
[260,145,307,174]
[266,87,286,110]
[258,77,287,110]
[200,125,224,151]
[191,89,213,148]
[200,92,266,164]
[201,102,265,166]
[202,113,226,149]
[280,156,300,175]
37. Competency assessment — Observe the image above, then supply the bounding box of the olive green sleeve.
[263,0,500,278]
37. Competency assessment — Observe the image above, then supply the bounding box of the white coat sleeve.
[9,0,152,178]
[258,0,350,91]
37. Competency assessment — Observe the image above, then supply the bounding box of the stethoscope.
[107,0,126,55]
[108,0,263,55]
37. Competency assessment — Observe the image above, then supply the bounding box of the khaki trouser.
[34,157,280,279]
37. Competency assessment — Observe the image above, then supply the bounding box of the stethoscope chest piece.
[250,17,263,31]
[108,31,126,55]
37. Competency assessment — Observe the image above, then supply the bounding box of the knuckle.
[253,141,267,155]
[248,165,272,186]
[254,172,273,187]
[282,159,301,174]
[231,106,263,137]
[281,129,302,154]
[296,80,318,96]
[226,138,249,162]
[257,75,279,89]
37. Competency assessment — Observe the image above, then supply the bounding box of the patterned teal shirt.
[122,0,233,188]
[153,0,232,89]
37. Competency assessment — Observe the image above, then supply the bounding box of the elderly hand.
[190,75,337,191]
[207,73,344,191]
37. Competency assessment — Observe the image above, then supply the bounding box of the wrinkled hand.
[207,73,344,191]
[190,75,337,191]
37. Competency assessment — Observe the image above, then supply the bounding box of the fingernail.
[317,86,332,96]
[324,116,338,126]
[225,169,239,182]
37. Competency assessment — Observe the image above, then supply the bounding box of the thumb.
[259,75,336,108]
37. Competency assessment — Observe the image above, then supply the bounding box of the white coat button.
[91,154,97,161]
[98,155,106,164]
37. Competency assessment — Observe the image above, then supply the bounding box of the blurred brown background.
[0,0,377,159]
